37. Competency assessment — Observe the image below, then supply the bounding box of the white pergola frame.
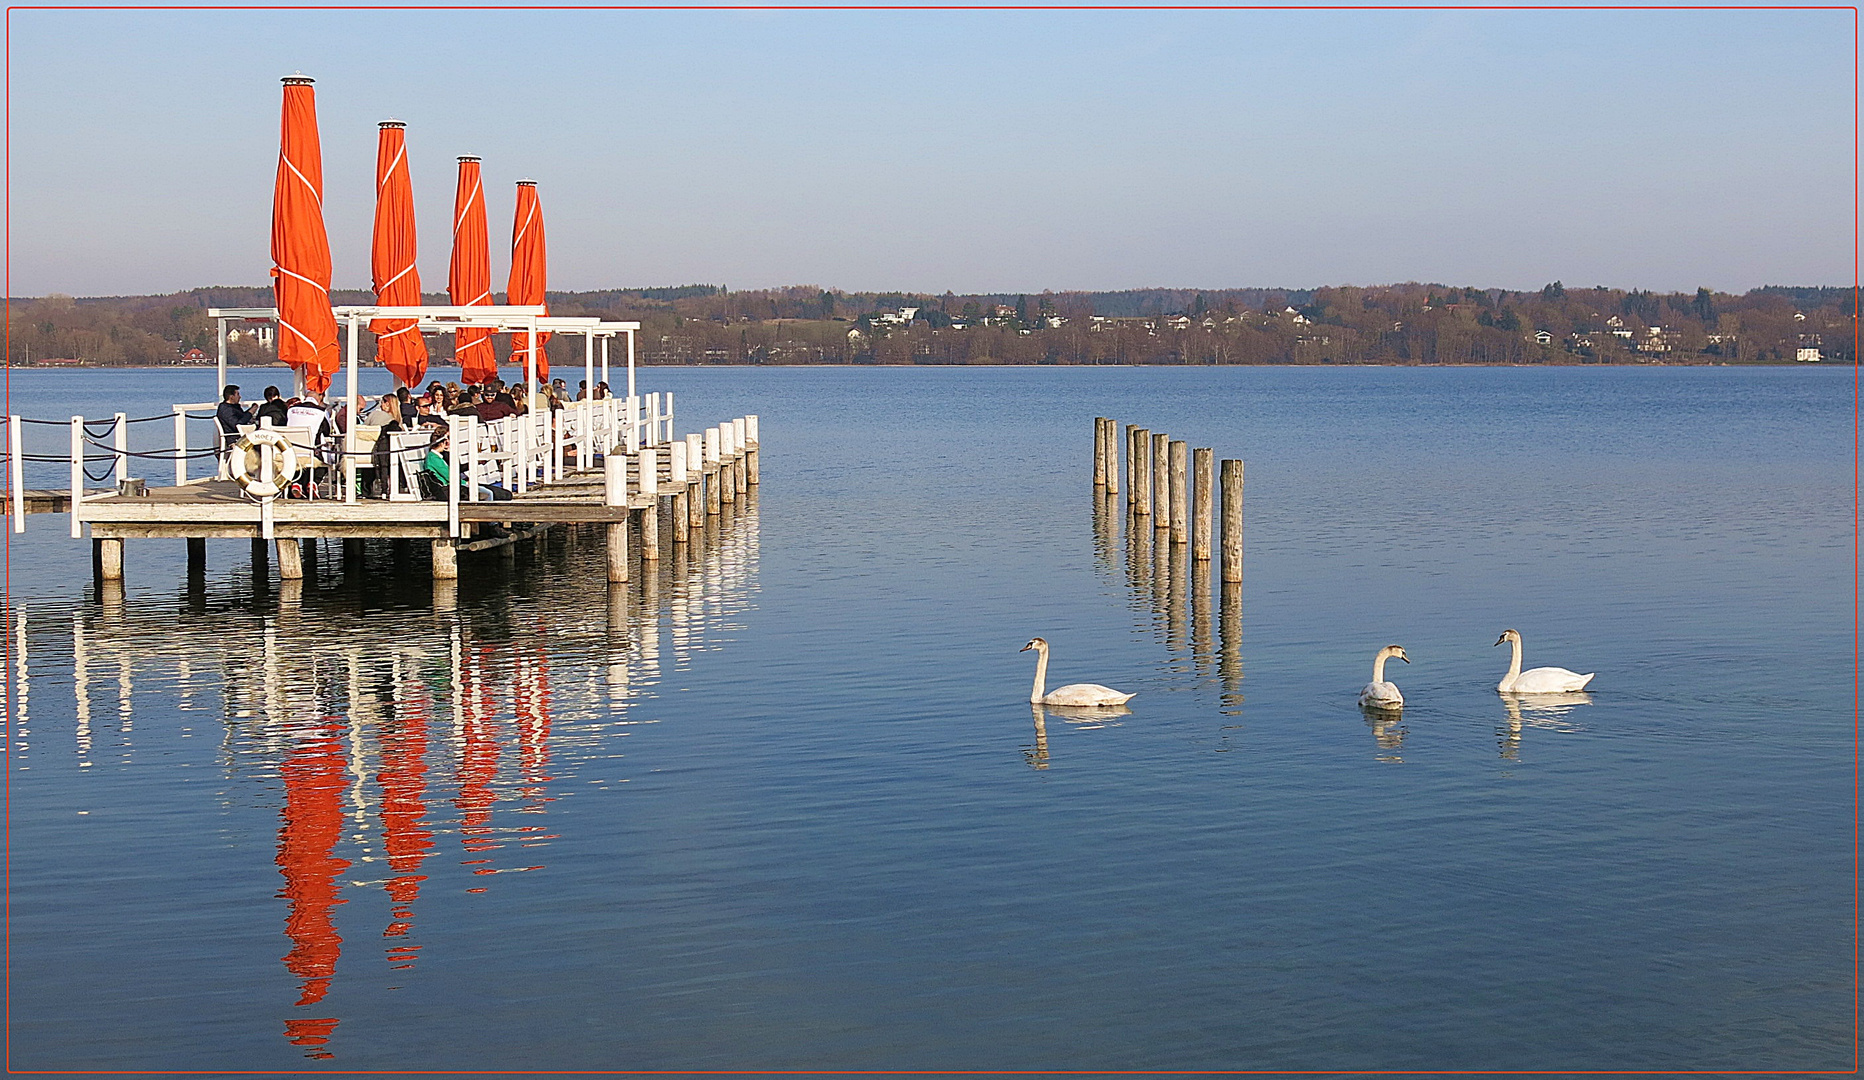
[209,305,642,503]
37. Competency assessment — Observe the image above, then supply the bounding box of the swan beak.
[1400,655,1410,663]
[1493,637,1505,646]
[1018,643,1032,652]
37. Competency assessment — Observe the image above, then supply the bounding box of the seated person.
[475,391,518,423]
[254,385,290,428]
[423,431,512,501]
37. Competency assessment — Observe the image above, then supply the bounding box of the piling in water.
[1191,448,1214,561]
[1168,440,1188,545]
[1151,433,1170,533]
[1125,427,1140,518]
[1093,417,1107,490]
[1220,458,1244,583]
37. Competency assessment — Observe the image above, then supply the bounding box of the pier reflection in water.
[8,494,758,1060]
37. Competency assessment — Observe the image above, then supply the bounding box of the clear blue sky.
[5,8,1853,297]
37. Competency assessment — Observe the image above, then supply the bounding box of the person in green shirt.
[424,432,512,501]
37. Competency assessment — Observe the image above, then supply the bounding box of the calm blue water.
[2,364,1853,1071]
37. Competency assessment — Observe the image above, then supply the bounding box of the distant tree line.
[4,281,1854,367]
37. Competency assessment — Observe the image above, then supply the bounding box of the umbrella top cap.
[281,72,314,85]
[458,155,481,163]
[516,178,537,186]
[379,119,405,129]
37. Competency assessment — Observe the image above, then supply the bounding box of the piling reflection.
[11,494,760,1061]
[1103,494,1243,720]
[1497,691,1591,760]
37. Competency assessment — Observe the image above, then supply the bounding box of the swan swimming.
[1358,644,1409,709]
[1493,629,1594,693]
[1020,638,1135,707]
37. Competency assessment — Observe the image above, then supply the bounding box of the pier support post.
[344,538,364,569]
[606,521,629,583]
[1168,440,1188,545]
[1220,459,1244,584]
[251,538,269,571]
[187,537,207,574]
[1103,417,1119,496]
[94,538,123,581]
[641,501,660,561]
[746,415,760,486]
[276,537,304,581]
[672,490,690,544]
[1131,427,1151,517]
[1152,433,1170,533]
[1124,424,1139,501]
[431,538,458,581]
[1191,448,1214,561]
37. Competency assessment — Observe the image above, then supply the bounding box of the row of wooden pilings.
[1091,416,1241,582]
[600,415,758,584]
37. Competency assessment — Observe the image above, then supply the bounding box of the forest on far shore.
[5,281,1853,368]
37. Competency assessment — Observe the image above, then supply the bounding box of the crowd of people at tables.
[215,375,613,501]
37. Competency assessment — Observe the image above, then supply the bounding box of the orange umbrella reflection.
[370,120,428,389]
[276,715,350,1058]
[270,75,340,396]
[456,645,503,891]
[377,696,433,969]
[449,156,497,384]
[506,180,550,386]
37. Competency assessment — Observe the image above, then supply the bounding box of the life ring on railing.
[226,429,301,500]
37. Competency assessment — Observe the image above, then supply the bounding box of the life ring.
[227,430,301,500]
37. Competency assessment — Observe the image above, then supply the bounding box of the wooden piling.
[732,419,748,496]
[1191,448,1214,561]
[1152,433,1170,532]
[95,538,123,581]
[276,537,304,580]
[1093,417,1107,490]
[1132,427,1152,516]
[343,538,363,569]
[1168,440,1188,544]
[187,537,207,574]
[606,522,629,583]
[1102,417,1119,495]
[431,538,459,581]
[1124,424,1140,499]
[1220,458,1244,583]
[745,415,760,486]
[251,538,268,568]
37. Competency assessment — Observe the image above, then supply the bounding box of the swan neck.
[1030,646,1049,704]
[1503,636,1523,687]
[1372,651,1388,683]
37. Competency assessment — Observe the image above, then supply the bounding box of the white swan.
[1494,629,1594,693]
[1358,644,1409,709]
[1021,638,1135,707]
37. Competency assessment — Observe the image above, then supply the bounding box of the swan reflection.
[1359,703,1406,763]
[1498,690,1592,759]
[1022,702,1134,770]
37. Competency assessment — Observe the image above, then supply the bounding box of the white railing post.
[746,414,759,446]
[173,407,188,486]
[466,415,480,502]
[665,391,675,444]
[69,416,83,538]
[551,409,565,482]
[112,412,127,488]
[9,416,24,533]
[516,409,530,494]
[648,393,660,444]
[447,417,461,538]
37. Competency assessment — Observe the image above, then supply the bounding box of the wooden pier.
[6,403,759,589]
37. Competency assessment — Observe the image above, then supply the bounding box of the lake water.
[2,364,1852,1071]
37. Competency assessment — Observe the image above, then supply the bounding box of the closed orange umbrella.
[448,156,497,384]
[506,180,549,385]
[370,120,427,389]
[271,75,340,395]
